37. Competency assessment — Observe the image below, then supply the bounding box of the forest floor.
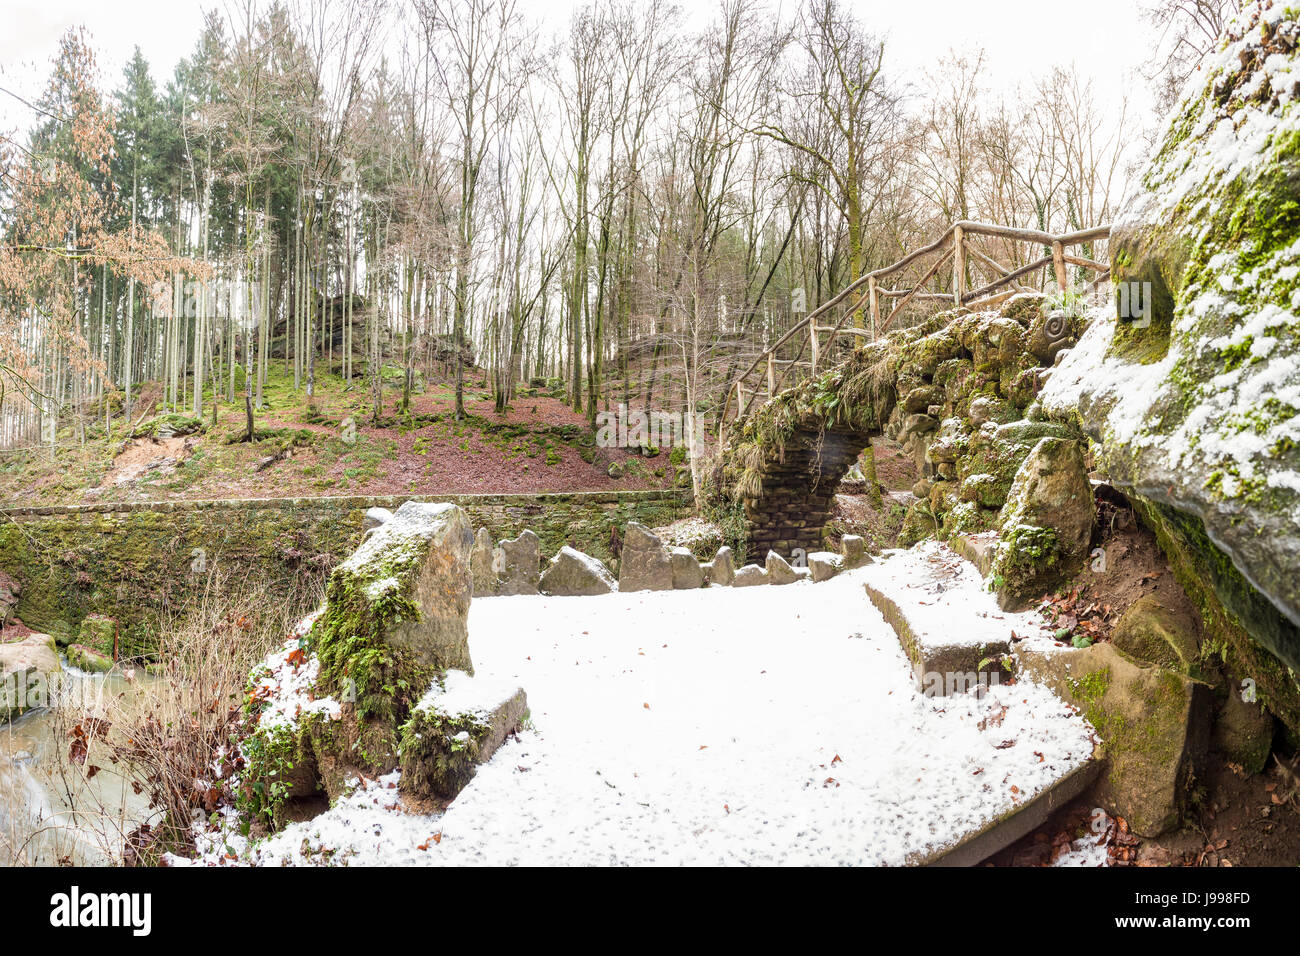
[0,363,681,504]
[827,438,917,552]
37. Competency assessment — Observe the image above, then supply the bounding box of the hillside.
[0,366,681,505]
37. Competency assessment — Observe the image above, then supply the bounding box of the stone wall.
[744,426,869,558]
[0,490,691,655]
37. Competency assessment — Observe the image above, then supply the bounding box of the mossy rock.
[989,523,1067,610]
[961,419,1077,496]
[1212,689,1274,775]
[990,436,1094,608]
[901,385,944,415]
[1037,10,1300,704]
[898,328,963,376]
[898,502,939,548]
[1131,497,1300,737]
[959,473,1010,510]
[1112,595,1201,675]
[968,396,1015,427]
[940,501,997,539]
[1018,640,1211,836]
[76,613,117,657]
[309,501,475,724]
[1001,292,1050,326]
[135,413,205,440]
[397,671,527,799]
[42,620,75,648]
[67,642,113,673]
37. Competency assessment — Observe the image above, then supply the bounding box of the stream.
[0,664,154,866]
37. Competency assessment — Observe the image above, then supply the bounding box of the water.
[0,665,155,866]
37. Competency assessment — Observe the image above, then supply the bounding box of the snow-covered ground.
[179,568,1096,866]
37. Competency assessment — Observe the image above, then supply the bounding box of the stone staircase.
[860,537,1105,865]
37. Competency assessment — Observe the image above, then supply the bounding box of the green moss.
[1133,497,1300,735]
[989,523,1065,605]
[134,413,206,439]
[397,693,493,799]
[309,552,433,725]
[66,642,112,672]
[1108,313,1173,366]
[1071,667,1111,708]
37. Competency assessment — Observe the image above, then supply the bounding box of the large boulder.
[67,643,113,673]
[314,501,475,723]
[669,548,704,590]
[619,522,673,592]
[1,633,60,722]
[540,547,616,596]
[1039,7,1300,732]
[765,550,800,585]
[990,437,1094,609]
[239,502,505,824]
[1111,595,1201,675]
[398,670,527,799]
[808,552,843,582]
[705,546,735,586]
[1211,690,1274,774]
[840,535,870,569]
[1018,640,1211,836]
[497,530,541,596]
[470,527,497,598]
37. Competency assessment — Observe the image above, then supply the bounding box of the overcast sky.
[0,0,1161,141]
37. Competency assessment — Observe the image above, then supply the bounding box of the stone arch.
[741,422,881,559]
[720,340,902,562]
[718,294,1080,564]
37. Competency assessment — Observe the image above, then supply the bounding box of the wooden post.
[767,352,776,395]
[1051,239,1068,292]
[952,225,966,305]
[809,322,819,373]
[868,275,879,335]
[736,382,745,418]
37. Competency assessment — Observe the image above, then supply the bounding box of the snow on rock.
[862,540,1051,651]
[177,567,1095,866]
[1042,2,1300,686]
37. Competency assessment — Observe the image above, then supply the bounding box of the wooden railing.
[720,220,1111,427]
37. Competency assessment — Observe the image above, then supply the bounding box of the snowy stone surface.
[176,566,1095,866]
[246,638,340,733]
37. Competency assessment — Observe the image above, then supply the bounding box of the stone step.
[862,540,1027,696]
[917,757,1102,866]
[862,539,1105,865]
[949,530,999,579]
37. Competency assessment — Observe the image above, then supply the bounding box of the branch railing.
[719,220,1111,428]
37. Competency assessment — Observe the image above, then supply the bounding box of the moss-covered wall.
[0,490,691,656]
[1133,496,1300,737]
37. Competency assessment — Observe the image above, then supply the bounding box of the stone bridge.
[717,294,1086,561]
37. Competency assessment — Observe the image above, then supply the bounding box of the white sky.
[0,0,1160,146]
